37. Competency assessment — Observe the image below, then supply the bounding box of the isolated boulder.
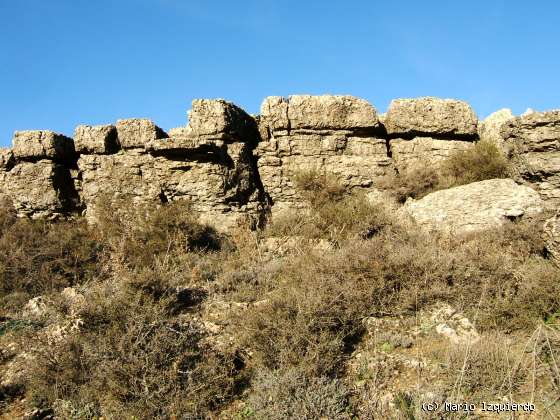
[403,179,543,234]
[260,95,381,134]
[74,124,119,154]
[12,130,75,163]
[385,97,478,138]
[544,212,560,266]
[116,119,167,149]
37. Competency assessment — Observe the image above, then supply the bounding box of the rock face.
[2,95,560,232]
[384,97,478,138]
[402,179,544,234]
[78,100,265,230]
[2,131,78,219]
[256,95,391,215]
[544,212,560,266]
[501,110,560,206]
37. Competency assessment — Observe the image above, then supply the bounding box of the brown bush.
[26,283,244,419]
[0,217,102,312]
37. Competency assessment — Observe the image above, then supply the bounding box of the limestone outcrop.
[1,94,559,235]
[256,95,390,215]
[77,99,265,230]
[501,110,560,206]
[384,97,478,138]
[402,178,544,234]
[1,131,78,219]
[385,98,477,173]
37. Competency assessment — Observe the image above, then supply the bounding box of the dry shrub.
[0,216,102,311]
[246,368,351,420]
[387,140,512,202]
[26,283,244,419]
[268,170,394,243]
[94,197,222,269]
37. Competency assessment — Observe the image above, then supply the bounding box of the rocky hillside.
[0,96,559,419]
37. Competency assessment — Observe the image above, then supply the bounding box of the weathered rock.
[187,99,259,143]
[390,137,474,172]
[79,100,265,230]
[74,124,119,154]
[403,179,543,234]
[544,212,560,266]
[501,110,560,205]
[0,148,14,171]
[478,108,514,150]
[256,133,392,215]
[260,95,381,134]
[115,118,167,149]
[12,130,75,163]
[256,95,390,216]
[4,160,78,219]
[501,110,560,153]
[385,97,478,138]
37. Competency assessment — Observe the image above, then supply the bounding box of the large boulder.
[402,179,543,234]
[74,124,119,154]
[12,130,75,163]
[501,110,560,206]
[544,212,560,266]
[260,95,381,134]
[384,97,478,138]
[115,119,167,149]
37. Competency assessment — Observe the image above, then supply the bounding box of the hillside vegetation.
[1,143,559,419]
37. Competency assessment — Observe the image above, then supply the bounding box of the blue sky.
[1,0,559,146]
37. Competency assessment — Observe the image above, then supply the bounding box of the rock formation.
[501,110,560,207]
[77,100,265,230]
[255,95,390,215]
[0,94,558,237]
[402,179,544,234]
[385,97,477,173]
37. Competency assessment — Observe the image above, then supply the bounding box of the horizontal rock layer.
[0,95,558,235]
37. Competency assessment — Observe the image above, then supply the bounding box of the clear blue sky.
[1,0,559,146]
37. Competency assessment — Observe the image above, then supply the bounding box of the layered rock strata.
[501,110,560,207]
[255,95,391,215]
[77,99,265,230]
[1,131,78,219]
